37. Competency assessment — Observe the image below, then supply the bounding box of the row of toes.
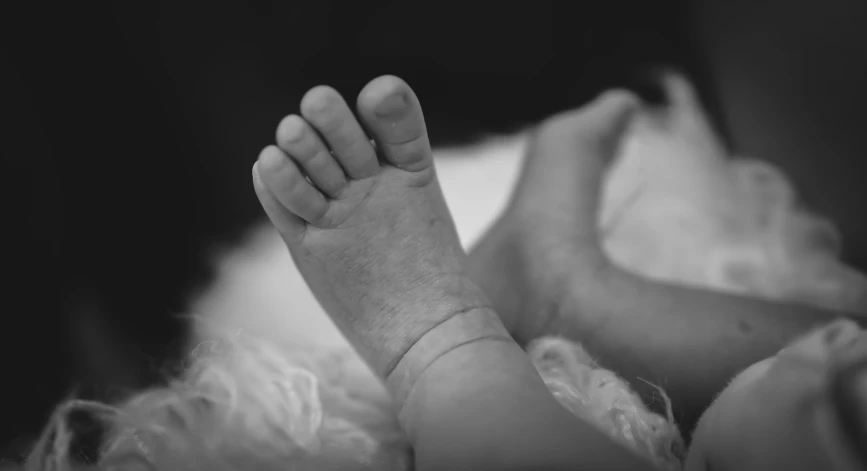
[254,75,433,226]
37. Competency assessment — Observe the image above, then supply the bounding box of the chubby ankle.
[386,305,514,411]
[466,200,621,342]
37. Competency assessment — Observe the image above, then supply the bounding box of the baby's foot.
[467,90,638,343]
[686,319,867,471]
[253,77,661,471]
[252,76,510,401]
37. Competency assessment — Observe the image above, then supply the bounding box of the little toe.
[252,161,306,240]
[300,86,380,180]
[256,145,330,226]
[356,75,433,173]
[276,114,347,198]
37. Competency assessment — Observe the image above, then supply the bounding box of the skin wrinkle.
[383,303,494,378]
[393,333,516,419]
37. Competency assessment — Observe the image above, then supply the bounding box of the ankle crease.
[385,306,513,409]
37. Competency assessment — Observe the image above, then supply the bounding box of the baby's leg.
[466,77,867,432]
[253,76,654,471]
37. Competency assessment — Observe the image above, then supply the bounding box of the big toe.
[356,75,433,173]
[513,90,639,224]
[535,89,638,172]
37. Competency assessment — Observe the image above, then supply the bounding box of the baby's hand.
[686,319,867,471]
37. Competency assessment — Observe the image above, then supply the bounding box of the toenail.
[303,87,338,115]
[259,146,285,171]
[374,91,409,118]
[279,115,305,142]
[309,98,333,116]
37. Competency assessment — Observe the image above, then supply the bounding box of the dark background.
[5,0,867,462]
